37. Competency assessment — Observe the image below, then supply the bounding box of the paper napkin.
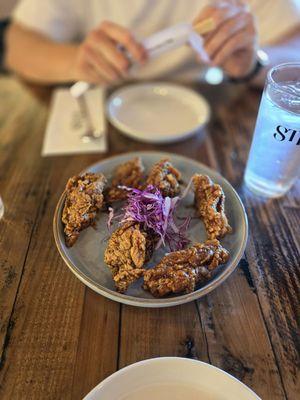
[42,87,107,156]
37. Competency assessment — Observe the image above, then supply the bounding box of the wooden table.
[0,76,299,400]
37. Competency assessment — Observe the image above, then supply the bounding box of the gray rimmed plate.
[53,151,248,307]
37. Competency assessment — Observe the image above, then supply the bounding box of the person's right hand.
[71,21,147,84]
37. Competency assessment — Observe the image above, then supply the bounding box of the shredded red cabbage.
[119,185,191,251]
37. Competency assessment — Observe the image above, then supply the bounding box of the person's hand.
[193,0,258,78]
[71,21,147,84]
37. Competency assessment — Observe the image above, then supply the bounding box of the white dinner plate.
[106,83,210,143]
[84,357,261,400]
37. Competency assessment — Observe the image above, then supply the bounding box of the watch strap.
[227,58,264,84]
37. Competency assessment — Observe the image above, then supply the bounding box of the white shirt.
[13,0,300,80]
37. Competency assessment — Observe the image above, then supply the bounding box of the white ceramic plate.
[106,83,210,143]
[53,151,248,308]
[84,357,261,400]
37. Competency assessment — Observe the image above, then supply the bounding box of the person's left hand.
[193,0,258,78]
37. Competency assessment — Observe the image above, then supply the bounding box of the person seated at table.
[3,0,300,86]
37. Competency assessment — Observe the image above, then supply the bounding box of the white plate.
[106,83,210,143]
[84,357,261,400]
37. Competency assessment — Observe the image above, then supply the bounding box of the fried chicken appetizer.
[193,174,231,239]
[62,173,106,247]
[104,222,156,293]
[106,157,145,202]
[143,239,229,297]
[146,158,181,197]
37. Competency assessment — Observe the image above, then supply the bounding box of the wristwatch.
[227,49,270,83]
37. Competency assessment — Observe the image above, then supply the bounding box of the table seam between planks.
[116,303,123,370]
[195,300,212,364]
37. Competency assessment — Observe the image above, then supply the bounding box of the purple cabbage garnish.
[119,185,191,251]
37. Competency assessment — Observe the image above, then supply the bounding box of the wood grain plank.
[280,188,300,255]
[0,78,49,363]
[0,154,106,398]
[244,195,300,399]
[0,155,88,399]
[119,302,209,368]
[208,88,299,399]
[198,270,286,400]
[71,289,119,400]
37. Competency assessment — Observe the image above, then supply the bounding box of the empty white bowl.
[84,357,261,400]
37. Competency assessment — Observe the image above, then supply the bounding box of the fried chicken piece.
[146,158,181,197]
[193,174,231,239]
[104,222,156,293]
[62,173,106,247]
[106,157,145,202]
[143,239,229,297]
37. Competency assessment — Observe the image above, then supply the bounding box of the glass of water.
[244,62,300,198]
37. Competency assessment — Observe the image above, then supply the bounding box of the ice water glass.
[244,63,300,198]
